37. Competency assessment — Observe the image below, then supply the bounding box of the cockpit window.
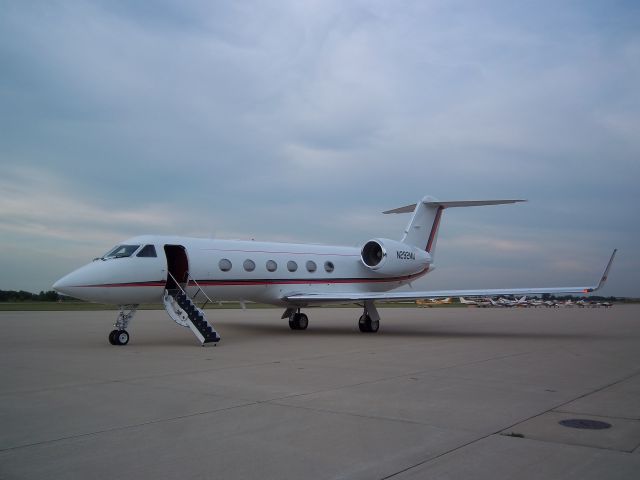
[136,244,157,258]
[102,245,140,259]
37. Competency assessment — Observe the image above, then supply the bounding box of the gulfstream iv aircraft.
[53,196,616,346]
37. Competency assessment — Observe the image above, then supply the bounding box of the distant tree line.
[0,290,64,302]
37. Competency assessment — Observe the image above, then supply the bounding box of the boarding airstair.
[163,272,220,345]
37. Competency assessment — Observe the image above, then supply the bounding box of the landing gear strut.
[358,301,380,333]
[289,309,309,330]
[109,305,138,346]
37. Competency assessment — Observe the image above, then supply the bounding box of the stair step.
[164,289,220,345]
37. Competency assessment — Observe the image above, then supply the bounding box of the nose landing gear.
[108,305,137,346]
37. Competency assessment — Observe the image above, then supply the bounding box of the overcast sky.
[1,0,638,297]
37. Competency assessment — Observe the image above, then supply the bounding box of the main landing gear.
[358,300,380,333]
[109,305,138,346]
[282,301,381,333]
[288,309,309,330]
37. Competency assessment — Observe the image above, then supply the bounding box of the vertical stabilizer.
[383,196,525,257]
[383,196,444,255]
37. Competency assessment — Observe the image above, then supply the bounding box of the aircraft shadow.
[221,322,601,342]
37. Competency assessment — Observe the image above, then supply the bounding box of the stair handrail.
[185,272,214,310]
[166,270,189,297]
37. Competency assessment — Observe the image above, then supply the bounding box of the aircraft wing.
[283,249,617,306]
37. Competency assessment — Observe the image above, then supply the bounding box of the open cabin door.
[162,246,220,345]
[164,245,189,290]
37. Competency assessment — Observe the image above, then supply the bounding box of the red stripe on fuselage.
[73,281,166,288]
[202,247,359,257]
[71,268,430,289]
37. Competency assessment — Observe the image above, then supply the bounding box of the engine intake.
[360,238,431,277]
[362,240,384,267]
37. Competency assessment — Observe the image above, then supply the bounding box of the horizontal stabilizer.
[383,199,526,214]
[384,197,526,254]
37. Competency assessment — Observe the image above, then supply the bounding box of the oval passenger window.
[243,259,255,272]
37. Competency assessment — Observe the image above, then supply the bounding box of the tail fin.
[383,196,525,256]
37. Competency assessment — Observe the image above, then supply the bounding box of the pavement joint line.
[499,431,640,454]
[0,400,259,453]
[381,424,639,480]
[0,379,119,397]
[271,348,547,402]
[115,378,261,404]
[239,350,568,431]
[3,353,519,455]
[0,355,369,396]
[264,399,480,433]
[38,344,549,404]
[92,348,561,436]
[0,319,578,394]
[505,368,640,430]
[117,348,561,411]
[0,349,512,404]
[379,432,497,480]
[377,367,640,478]
[552,409,640,422]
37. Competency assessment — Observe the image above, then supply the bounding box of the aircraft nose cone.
[52,265,94,298]
[52,274,73,296]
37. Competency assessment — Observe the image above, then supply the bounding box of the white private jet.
[496,296,529,307]
[53,196,616,346]
[458,297,478,306]
[416,297,452,307]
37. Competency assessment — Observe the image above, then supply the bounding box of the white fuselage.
[53,235,432,306]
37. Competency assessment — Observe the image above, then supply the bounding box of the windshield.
[101,244,140,259]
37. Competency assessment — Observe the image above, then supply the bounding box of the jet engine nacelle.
[360,238,431,276]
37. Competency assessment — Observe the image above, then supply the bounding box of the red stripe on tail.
[425,206,444,252]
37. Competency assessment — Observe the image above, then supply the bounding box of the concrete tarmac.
[1,305,639,479]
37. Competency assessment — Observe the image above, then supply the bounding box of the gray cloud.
[1,0,638,296]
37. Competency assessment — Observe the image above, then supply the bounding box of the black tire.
[358,314,379,333]
[358,314,370,333]
[108,330,119,345]
[289,313,309,330]
[369,319,380,333]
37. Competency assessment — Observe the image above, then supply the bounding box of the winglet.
[585,249,617,293]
